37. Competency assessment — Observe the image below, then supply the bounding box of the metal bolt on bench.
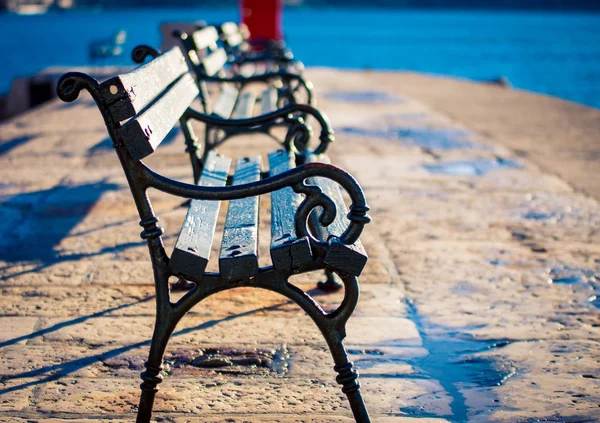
[57,46,372,423]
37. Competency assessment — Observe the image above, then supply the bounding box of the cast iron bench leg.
[321,275,371,423]
[136,336,165,423]
[136,286,176,423]
[330,344,371,423]
[135,272,372,423]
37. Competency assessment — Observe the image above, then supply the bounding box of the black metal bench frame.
[131,45,313,157]
[57,47,372,423]
[217,21,299,71]
[172,26,313,108]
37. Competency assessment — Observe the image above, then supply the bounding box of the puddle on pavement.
[339,126,483,151]
[546,265,596,285]
[523,211,559,221]
[423,158,522,176]
[163,346,290,376]
[397,298,515,422]
[324,91,403,103]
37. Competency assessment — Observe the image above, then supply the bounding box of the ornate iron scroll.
[57,72,102,104]
[141,160,369,247]
[57,72,118,140]
[131,44,160,63]
[183,104,334,155]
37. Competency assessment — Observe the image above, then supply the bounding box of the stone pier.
[0,68,598,422]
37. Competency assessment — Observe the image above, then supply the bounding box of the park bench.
[131,41,314,158]
[218,21,300,72]
[57,46,372,423]
[172,25,313,106]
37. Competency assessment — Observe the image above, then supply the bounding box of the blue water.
[1,8,600,108]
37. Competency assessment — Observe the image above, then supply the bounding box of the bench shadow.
[0,241,143,283]
[0,180,127,282]
[86,136,113,154]
[0,287,330,395]
[0,135,36,156]
[0,296,155,349]
[0,300,291,395]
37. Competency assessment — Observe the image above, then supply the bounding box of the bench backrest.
[176,27,229,79]
[99,47,199,160]
[192,26,219,50]
[219,22,246,49]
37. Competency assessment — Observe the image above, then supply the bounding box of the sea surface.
[1,8,600,108]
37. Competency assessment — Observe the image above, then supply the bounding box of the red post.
[240,0,283,47]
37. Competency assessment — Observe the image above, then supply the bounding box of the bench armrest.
[204,72,314,105]
[183,103,334,155]
[142,161,370,246]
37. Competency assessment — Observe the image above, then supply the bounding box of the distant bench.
[132,39,314,154]
[57,45,372,423]
[172,24,312,109]
[217,21,299,73]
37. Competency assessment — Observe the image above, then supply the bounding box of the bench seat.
[212,84,278,119]
[169,150,367,282]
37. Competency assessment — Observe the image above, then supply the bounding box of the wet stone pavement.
[0,68,599,422]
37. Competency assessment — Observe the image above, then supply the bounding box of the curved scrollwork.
[142,161,370,246]
[283,115,312,155]
[183,103,334,155]
[277,82,296,108]
[292,180,337,247]
[57,72,119,138]
[131,45,160,64]
[56,72,102,104]
[277,76,313,108]
[278,74,313,106]
[293,178,371,247]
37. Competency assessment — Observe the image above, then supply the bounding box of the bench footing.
[334,360,372,423]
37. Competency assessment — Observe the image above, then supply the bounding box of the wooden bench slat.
[307,154,368,276]
[170,151,232,280]
[221,22,244,48]
[192,26,220,50]
[100,47,189,122]
[260,87,278,115]
[231,91,257,119]
[117,73,199,160]
[237,63,256,78]
[226,31,245,48]
[212,84,239,118]
[268,150,313,271]
[220,22,238,36]
[202,48,228,77]
[219,156,262,280]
